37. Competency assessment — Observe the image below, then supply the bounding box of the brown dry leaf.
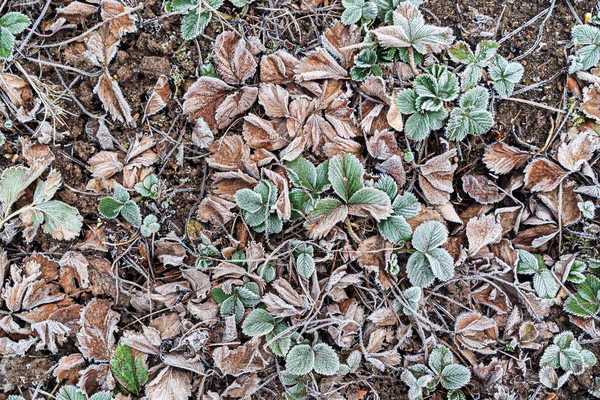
[84,25,119,67]
[472,283,511,314]
[183,77,235,132]
[145,75,171,116]
[197,195,236,225]
[294,48,348,82]
[215,87,258,129]
[324,266,362,303]
[482,143,530,175]
[86,118,114,150]
[214,31,257,84]
[537,180,582,226]
[462,174,505,204]
[0,72,33,110]
[523,158,567,192]
[263,169,291,220]
[321,21,361,70]
[581,85,600,122]
[556,131,600,171]
[32,320,70,354]
[357,235,395,289]
[94,73,134,124]
[222,374,261,398]
[358,76,391,133]
[514,224,558,250]
[455,311,498,354]
[76,298,120,361]
[191,118,214,149]
[57,1,98,22]
[88,151,123,179]
[58,251,90,293]
[78,363,115,396]
[212,337,271,376]
[54,353,86,384]
[212,171,258,201]
[466,214,502,256]
[262,279,309,317]
[207,135,255,173]
[305,203,347,240]
[100,0,137,38]
[323,137,362,158]
[376,155,406,187]
[144,366,192,400]
[327,299,365,348]
[242,114,289,150]
[367,130,399,160]
[419,149,457,206]
[76,226,109,251]
[258,83,290,118]
[260,51,299,84]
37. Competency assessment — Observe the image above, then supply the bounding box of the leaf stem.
[408,47,419,76]
[345,217,362,245]
[0,205,33,231]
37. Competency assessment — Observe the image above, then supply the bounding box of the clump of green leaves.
[195,234,220,270]
[569,23,600,73]
[0,164,83,241]
[212,281,260,323]
[285,339,340,376]
[445,86,494,141]
[110,343,149,396]
[487,55,524,98]
[375,175,421,244]
[375,0,423,23]
[286,157,329,215]
[341,0,378,25]
[401,346,471,400]
[166,0,224,40]
[140,214,160,237]
[53,386,114,400]
[539,331,597,375]
[350,48,382,81]
[134,173,159,199]
[396,65,458,140]
[448,41,498,90]
[308,153,392,236]
[393,286,422,316]
[0,12,30,58]
[516,250,557,299]
[242,308,291,356]
[563,273,600,317]
[406,221,454,287]
[235,180,285,234]
[98,183,142,228]
[578,200,596,219]
[291,240,315,279]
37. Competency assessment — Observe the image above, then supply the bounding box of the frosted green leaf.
[113,182,130,203]
[33,169,62,204]
[441,364,471,390]
[121,201,142,228]
[375,175,398,200]
[570,24,600,73]
[488,56,524,98]
[396,89,419,115]
[8,396,26,400]
[378,215,412,244]
[348,187,392,219]
[392,192,421,218]
[110,343,148,396]
[406,251,436,287]
[296,252,315,279]
[267,323,291,356]
[516,250,541,274]
[235,188,263,213]
[582,349,597,366]
[445,87,493,141]
[286,344,315,375]
[313,343,340,376]
[541,345,562,368]
[35,201,83,241]
[342,0,378,25]
[397,286,421,315]
[429,346,453,373]
[0,164,46,214]
[578,200,596,219]
[0,27,13,58]
[448,389,467,400]
[564,274,600,317]
[181,10,211,40]
[329,153,364,202]
[134,173,159,198]
[0,12,31,34]
[413,65,459,111]
[287,157,318,190]
[449,41,498,89]
[89,393,114,400]
[346,350,361,372]
[57,386,86,400]
[412,221,448,252]
[404,108,448,141]
[242,309,275,337]
[533,268,558,299]
[141,214,160,237]
[98,197,124,219]
[566,260,587,284]
[220,295,245,323]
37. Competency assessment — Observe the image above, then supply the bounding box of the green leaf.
[221,295,245,323]
[427,248,454,281]
[393,192,421,218]
[113,182,130,202]
[0,164,46,214]
[110,343,149,396]
[445,87,493,141]
[448,389,467,400]
[378,215,412,244]
[329,153,364,202]
[441,364,471,390]
[141,214,160,237]
[0,27,14,58]
[134,174,159,198]
[406,251,436,288]
[211,286,230,303]
[0,12,31,35]
[570,24,600,72]
[242,309,275,337]
[89,392,114,400]
[396,89,419,115]
[488,56,524,98]
[287,157,318,190]
[350,66,373,82]
[399,286,421,315]
[375,175,398,200]
[181,10,211,40]
[267,323,291,356]
[533,268,558,299]
[313,343,340,376]
[429,346,453,374]
[413,65,459,111]
[516,250,541,274]
[33,169,62,204]
[296,252,315,279]
[121,200,142,228]
[405,108,448,141]
[235,188,263,213]
[98,197,124,219]
[286,344,315,375]
[412,221,448,252]
[56,386,86,400]
[34,200,83,241]
[347,187,392,220]
[564,274,600,317]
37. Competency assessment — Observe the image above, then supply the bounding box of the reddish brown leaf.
[100,0,137,38]
[294,48,348,82]
[144,75,171,116]
[215,87,258,129]
[213,31,257,84]
[322,21,361,70]
[182,77,235,132]
[482,143,529,175]
[462,174,505,204]
[76,298,120,361]
[523,158,567,192]
[94,73,134,124]
[260,51,299,84]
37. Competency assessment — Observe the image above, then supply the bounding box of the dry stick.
[31,4,144,48]
[24,56,100,77]
[503,97,566,114]
[17,0,52,53]
[498,6,550,45]
[513,0,555,62]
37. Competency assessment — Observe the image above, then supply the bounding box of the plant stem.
[408,47,419,76]
[345,217,362,245]
[0,205,32,231]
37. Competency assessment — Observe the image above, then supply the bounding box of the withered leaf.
[183,77,235,132]
[57,1,99,22]
[85,26,119,67]
[321,21,361,70]
[100,0,137,38]
[367,130,399,160]
[555,131,600,172]
[482,143,529,175]
[144,75,171,116]
[215,87,258,129]
[260,50,299,84]
[76,298,120,361]
[191,118,214,149]
[294,48,348,82]
[197,195,236,226]
[212,337,271,376]
[258,83,290,118]
[462,174,505,204]
[357,235,395,290]
[466,214,503,256]
[145,367,192,399]
[88,151,123,179]
[537,180,582,226]
[94,73,134,124]
[243,114,289,150]
[523,158,567,192]
[214,31,257,84]
[472,283,511,314]
[581,85,600,123]
[455,311,498,354]
[54,354,86,384]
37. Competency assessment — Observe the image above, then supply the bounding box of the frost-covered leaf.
[242,309,275,337]
[564,274,600,317]
[446,86,493,141]
[466,214,502,255]
[145,366,192,400]
[483,142,530,175]
[342,0,378,25]
[347,187,393,220]
[33,200,83,241]
[570,24,600,73]
[77,298,120,362]
[286,344,315,375]
[412,221,447,252]
[313,343,340,376]
[56,386,86,400]
[488,56,524,98]
[140,214,160,237]
[441,364,471,390]
[329,153,364,202]
[94,73,133,125]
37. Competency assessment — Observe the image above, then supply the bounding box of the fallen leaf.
[213,31,257,84]
[57,1,99,22]
[183,77,235,132]
[523,158,567,192]
[462,174,505,204]
[76,298,120,361]
[260,50,299,84]
[84,25,119,67]
[88,151,123,179]
[483,143,530,175]
[455,311,498,354]
[466,214,503,255]
[145,75,171,116]
[555,131,600,172]
[321,21,361,70]
[101,0,137,38]
[197,195,236,225]
[94,73,134,124]
[294,48,348,82]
